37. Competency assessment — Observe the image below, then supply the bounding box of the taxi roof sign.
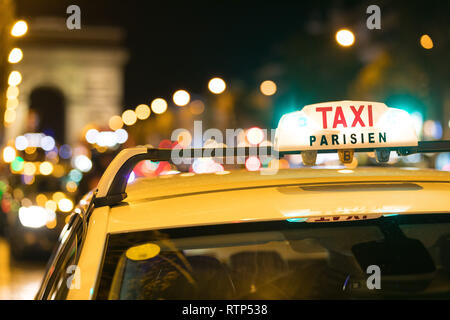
[274,101,418,152]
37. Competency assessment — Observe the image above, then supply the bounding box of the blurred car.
[5,175,73,260]
[2,134,78,260]
[35,101,450,299]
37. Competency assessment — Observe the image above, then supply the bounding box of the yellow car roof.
[125,167,450,201]
[104,167,450,234]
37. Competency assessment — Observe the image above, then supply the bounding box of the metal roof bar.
[93,140,450,207]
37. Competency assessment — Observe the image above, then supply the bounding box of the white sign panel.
[275,101,418,152]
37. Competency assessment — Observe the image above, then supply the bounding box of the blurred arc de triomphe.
[6,17,128,146]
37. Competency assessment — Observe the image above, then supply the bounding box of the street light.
[7,71,22,86]
[4,109,16,124]
[420,34,433,49]
[8,48,23,63]
[6,98,18,109]
[208,77,226,94]
[108,115,124,130]
[6,86,19,99]
[4,21,27,130]
[151,98,168,114]
[335,29,355,47]
[260,80,277,96]
[173,90,190,106]
[135,104,151,120]
[11,20,28,37]
[122,109,137,126]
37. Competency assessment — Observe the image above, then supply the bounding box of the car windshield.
[97,214,450,299]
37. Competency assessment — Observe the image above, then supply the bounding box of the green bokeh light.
[11,156,24,172]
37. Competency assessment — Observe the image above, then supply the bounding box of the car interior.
[105,220,450,300]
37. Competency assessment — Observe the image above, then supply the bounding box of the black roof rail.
[93,141,450,207]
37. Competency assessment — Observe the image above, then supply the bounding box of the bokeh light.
[58,198,74,213]
[95,131,117,147]
[208,77,226,94]
[39,161,54,175]
[69,169,83,182]
[46,219,57,229]
[115,129,128,144]
[53,164,65,178]
[245,156,262,171]
[135,104,151,120]
[6,98,19,109]
[21,198,32,208]
[420,34,433,49]
[8,71,22,86]
[335,29,355,47]
[192,158,224,174]
[74,155,92,172]
[189,100,205,115]
[173,90,190,106]
[423,120,442,139]
[18,206,52,228]
[246,127,265,145]
[6,86,19,99]
[24,147,36,155]
[436,153,450,171]
[15,136,28,150]
[151,98,168,114]
[122,109,137,126]
[36,194,48,207]
[260,80,277,96]
[66,181,78,193]
[23,162,36,176]
[85,129,99,144]
[109,115,124,130]
[4,110,16,124]
[13,189,25,200]
[40,136,55,151]
[11,156,24,172]
[3,146,16,163]
[8,48,23,63]
[59,144,72,159]
[11,20,28,37]
[52,192,66,203]
[45,200,57,212]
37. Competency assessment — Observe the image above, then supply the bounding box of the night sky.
[13,1,348,103]
[15,0,449,114]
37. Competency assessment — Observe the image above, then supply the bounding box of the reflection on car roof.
[125,167,450,203]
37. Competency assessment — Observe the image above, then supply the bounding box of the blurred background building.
[4,17,127,146]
